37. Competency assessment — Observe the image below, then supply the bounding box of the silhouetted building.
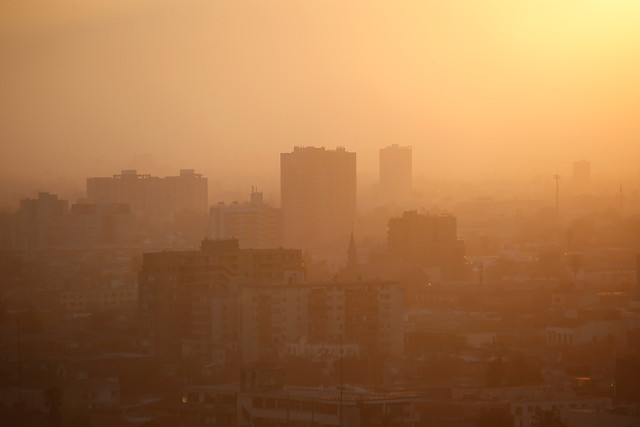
[280,146,356,249]
[573,159,591,194]
[87,169,207,217]
[138,239,303,362]
[379,144,412,198]
[388,211,465,280]
[19,192,68,249]
[210,188,283,249]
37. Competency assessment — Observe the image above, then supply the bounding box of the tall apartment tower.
[572,160,591,194]
[280,146,356,249]
[379,144,412,197]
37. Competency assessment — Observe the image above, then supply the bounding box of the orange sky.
[1,0,640,187]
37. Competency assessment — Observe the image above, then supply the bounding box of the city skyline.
[2,2,640,426]
[2,1,640,191]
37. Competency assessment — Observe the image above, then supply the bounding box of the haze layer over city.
[1,1,640,427]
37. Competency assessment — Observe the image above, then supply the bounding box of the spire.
[347,229,357,270]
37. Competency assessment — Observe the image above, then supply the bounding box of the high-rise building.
[210,188,282,249]
[280,146,356,249]
[388,211,465,280]
[87,169,207,217]
[379,144,412,198]
[572,160,591,194]
[19,192,68,249]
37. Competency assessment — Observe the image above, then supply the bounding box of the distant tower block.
[572,160,591,194]
[379,145,412,198]
[280,146,356,249]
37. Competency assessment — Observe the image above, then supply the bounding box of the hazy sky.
[2,0,640,189]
